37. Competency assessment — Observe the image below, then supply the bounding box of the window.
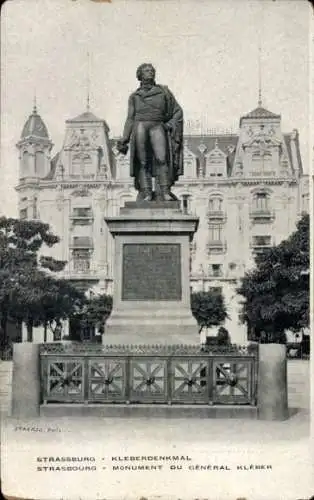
[252,235,271,247]
[205,148,226,177]
[19,208,27,220]
[251,150,274,176]
[32,197,38,219]
[253,192,269,211]
[72,153,93,177]
[181,195,190,214]
[35,151,45,174]
[209,225,223,241]
[72,249,90,273]
[208,197,223,212]
[209,286,222,294]
[22,152,29,173]
[301,194,309,213]
[209,265,222,277]
[72,207,92,218]
[72,236,93,248]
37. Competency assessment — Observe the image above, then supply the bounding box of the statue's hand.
[164,122,172,132]
[116,140,128,155]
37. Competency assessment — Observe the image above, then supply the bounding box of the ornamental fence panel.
[40,343,258,406]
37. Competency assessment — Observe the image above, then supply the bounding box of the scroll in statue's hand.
[116,140,129,155]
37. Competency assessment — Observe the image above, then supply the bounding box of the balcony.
[70,209,94,226]
[250,237,272,254]
[208,270,223,278]
[249,209,274,223]
[207,210,226,223]
[206,240,227,254]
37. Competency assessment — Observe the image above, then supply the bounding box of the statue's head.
[136,63,156,83]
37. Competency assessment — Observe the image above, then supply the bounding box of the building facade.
[15,102,309,343]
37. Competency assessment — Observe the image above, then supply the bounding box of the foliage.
[70,294,113,340]
[0,217,85,347]
[191,289,228,333]
[237,214,309,343]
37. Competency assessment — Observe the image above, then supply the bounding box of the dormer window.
[182,140,197,179]
[251,149,274,176]
[205,141,226,177]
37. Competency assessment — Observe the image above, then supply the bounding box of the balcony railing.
[250,209,274,223]
[250,242,272,253]
[207,210,226,223]
[207,240,227,254]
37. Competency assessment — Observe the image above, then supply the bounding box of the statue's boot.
[138,167,153,201]
[157,163,172,201]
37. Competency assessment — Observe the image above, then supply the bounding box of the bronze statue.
[117,63,184,201]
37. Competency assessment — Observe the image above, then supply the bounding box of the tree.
[0,217,85,349]
[191,289,228,334]
[237,214,309,343]
[69,294,113,341]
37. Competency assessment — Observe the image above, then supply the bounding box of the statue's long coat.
[121,84,184,190]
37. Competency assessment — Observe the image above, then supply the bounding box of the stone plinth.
[257,343,289,421]
[104,201,199,345]
[11,343,40,418]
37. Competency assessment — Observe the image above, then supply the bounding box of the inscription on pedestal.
[122,244,182,301]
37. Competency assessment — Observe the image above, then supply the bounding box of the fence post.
[257,343,288,420]
[11,343,41,418]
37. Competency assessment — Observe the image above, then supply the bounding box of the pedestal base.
[103,308,198,345]
[104,202,199,346]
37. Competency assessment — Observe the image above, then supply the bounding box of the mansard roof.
[184,135,238,156]
[184,135,238,176]
[67,111,105,123]
[43,131,302,181]
[240,106,281,125]
[21,106,49,140]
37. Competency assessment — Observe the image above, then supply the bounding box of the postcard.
[0,0,313,499]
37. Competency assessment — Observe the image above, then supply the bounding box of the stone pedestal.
[257,343,289,421]
[11,343,40,418]
[104,201,199,345]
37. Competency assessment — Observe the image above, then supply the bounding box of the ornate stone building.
[16,102,309,343]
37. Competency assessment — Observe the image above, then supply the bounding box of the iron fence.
[40,343,258,406]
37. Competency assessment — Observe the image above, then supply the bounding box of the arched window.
[35,151,45,174]
[22,151,29,174]
[208,195,223,212]
[253,192,270,211]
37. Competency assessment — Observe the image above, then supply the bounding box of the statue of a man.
[117,63,184,201]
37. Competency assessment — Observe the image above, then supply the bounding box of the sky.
[0,0,311,217]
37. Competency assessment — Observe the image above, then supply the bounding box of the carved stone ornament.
[71,187,91,197]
